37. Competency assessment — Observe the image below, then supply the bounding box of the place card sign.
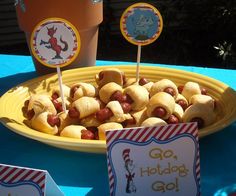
[105,122,200,196]
[0,164,63,196]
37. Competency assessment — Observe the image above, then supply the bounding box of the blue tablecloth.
[0,54,236,196]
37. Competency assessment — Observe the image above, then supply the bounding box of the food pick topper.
[120,3,163,46]
[30,17,81,68]
[30,18,81,112]
[120,3,163,82]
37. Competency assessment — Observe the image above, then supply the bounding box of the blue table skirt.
[0,54,236,196]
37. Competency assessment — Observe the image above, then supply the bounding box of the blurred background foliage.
[0,0,235,69]
[99,0,236,69]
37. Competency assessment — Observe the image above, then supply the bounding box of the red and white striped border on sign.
[0,165,45,194]
[106,122,200,196]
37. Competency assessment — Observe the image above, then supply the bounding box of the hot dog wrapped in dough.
[189,94,215,110]
[124,108,148,128]
[31,111,59,135]
[141,117,167,127]
[51,84,70,99]
[99,82,123,104]
[96,101,132,123]
[26,94,57,119]
[173,104,184,121]
[146,92,175,120]
[150,79,178,98]
[181,81,201,101]
[80,114,101,128]
[57,111,79,132]
[60,125,95,139]
[167,104,184,124]
[98,122,123,140]
[124,78,137,87]
[69,97,100,119]
[123,84,149,111]
[124,77,153,93]
[142,81,154,93]
[70,82,97,101]
[183,103,216,128]
[175,94,188,110]
[95,68,126,87]
[52,96,71,113]
[106,101,132,123]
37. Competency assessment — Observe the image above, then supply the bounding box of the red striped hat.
[122,148,131,163]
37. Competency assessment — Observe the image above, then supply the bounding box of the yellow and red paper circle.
[30,18,81,68]
[120,3,163,46]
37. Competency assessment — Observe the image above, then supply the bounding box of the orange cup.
[15,0,103,75]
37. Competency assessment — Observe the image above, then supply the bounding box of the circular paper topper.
[120,3,163,46]
[30,18,81,68]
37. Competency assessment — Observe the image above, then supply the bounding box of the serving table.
[0,54,235,196]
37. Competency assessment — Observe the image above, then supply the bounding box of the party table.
[0,54,236,196]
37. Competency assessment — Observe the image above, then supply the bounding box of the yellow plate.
[0,65,236,153]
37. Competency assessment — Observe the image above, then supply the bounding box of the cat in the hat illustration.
[123,148,137,193]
